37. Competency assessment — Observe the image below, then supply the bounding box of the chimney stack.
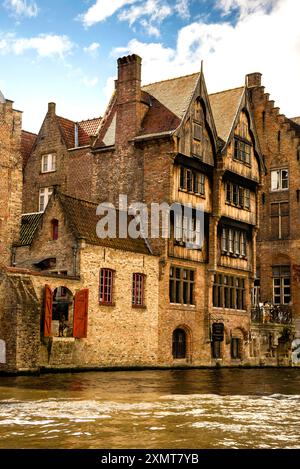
[48,102,56,115]
[115,54,142,145]
[246,73,262,88]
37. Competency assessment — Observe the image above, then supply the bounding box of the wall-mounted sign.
[212,323,224,342]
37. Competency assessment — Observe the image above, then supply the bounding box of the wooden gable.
[175,73,218,166]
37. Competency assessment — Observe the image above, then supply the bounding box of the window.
[132,273,145,307]
[174,213,202,249]
[272,266,291,305]
[172,329,186,359]
[221,227,247,257]
[252,278,261,306]
[41,153,56,173]
[271,169,289,191]
[231,338,242,359]
[51,219,59,241]
[169,267,195,305]
[225,182,250,210]
[271,202,289,239]
[213,274,245,310]
[234,138,251,164]
[99,268,114,305]
[39,187,53,212]
[179,167,205,196]
[193,122,202,140]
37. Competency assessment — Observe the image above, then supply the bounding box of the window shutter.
[44,285,53,337]
[73,289,89,339]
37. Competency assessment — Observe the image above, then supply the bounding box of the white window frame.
[271,169,289,191]
[41,153,56,173]
[39,187,53,212]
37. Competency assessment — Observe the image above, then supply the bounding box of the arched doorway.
[52,287,73,337]
[172,328,187,359]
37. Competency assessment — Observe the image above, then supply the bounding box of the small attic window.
[51,219,59,240]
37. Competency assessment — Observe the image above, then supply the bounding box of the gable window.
[271,202,289,239]
[179,167,205,196]
[132,273,145,307]
[99,268,114,305]
[221,227,247,258]
[51,219,59,241]
[39,187,53,212]
[213,274,245,310]
[41,153,56,173]
[169,267,195,305]
[273,266,291,305]
[271,169,289,191]
[234,138,251,164]
[225,182,250,210]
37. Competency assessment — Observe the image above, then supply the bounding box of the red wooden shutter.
[44,285,53,337]
[73,289,89,338]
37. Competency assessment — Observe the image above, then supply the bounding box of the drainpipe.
[72,245,78,277]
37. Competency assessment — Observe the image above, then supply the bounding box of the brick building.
[1,56,298,373]
[247,74,300,363]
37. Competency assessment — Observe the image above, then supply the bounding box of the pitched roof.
[288,117,300,136]
[21,130,37,168]
[19,212,43,246]
[57,193,151,255]
[57,116,90,149]
[209,87,245,143]
[142,72,199,121]
[291,116,300,125]
[79,117,102,136]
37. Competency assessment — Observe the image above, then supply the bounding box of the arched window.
[51,219,59,240]
[172,328,186,359]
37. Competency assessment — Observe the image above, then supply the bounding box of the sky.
[0,0,299,133]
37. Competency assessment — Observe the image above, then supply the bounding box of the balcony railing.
[251,304,292,325]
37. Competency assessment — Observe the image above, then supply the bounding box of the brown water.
[0,369,300,449]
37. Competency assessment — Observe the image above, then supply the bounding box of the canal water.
[0,369,300,449]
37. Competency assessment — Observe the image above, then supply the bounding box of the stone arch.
[271,252,290,266]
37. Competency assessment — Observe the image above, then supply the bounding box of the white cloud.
[84,42,101,56]
[80,0,138,27]
[110,0,300,117]
[175,0,190,19]
[217,0,278,17]
[82,77,99,87]
[80,0,190,35]
[0,33,73,57]
[3,0,38,18]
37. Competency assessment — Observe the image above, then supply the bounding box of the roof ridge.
[22,130,38,136]
[79,117,101,123]
[58,192,98,207]
[142,72,199,89]
[209,86,245,97]
[57,115,76,125]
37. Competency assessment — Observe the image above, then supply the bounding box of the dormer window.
[51,219,59,241]
[41,153,56,173]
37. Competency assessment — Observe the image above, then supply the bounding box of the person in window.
[59,314,67,337]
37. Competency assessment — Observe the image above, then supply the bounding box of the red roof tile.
[79,117,102,136]
[21,130,37,168]
[57,116,90,149]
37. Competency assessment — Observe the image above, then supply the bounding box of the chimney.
[246,73,262,88]
[48,102,56,115]
[115,54,142,145]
